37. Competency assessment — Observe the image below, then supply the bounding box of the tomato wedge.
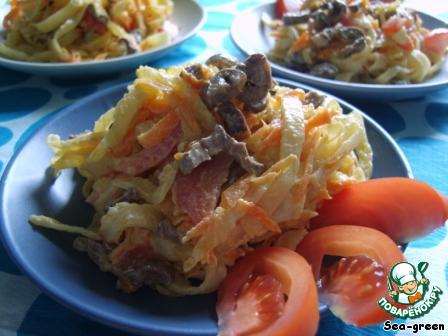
[319,256,389,326]
[423,28,448,55]
[217,247,319,336]
[296,225,405,326]
[310,178,448,243]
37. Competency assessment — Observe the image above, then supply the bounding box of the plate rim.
[230,1,448,93]
[0,80,413,336]
[0,0,207,74]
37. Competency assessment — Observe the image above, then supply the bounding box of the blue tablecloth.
[0,1,448,335]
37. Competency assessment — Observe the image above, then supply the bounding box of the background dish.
[0,0,206,76]
[231,1,448,100]
[0,79,412,336]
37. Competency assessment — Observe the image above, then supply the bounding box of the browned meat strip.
[179,125,264,176]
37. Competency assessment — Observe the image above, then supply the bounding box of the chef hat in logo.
[391,262,417,286]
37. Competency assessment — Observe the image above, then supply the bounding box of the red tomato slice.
[276,0,303,18]
[296,225,405,326]
[423,28,448,55]
[217,247,319,336]
[319,256,388,326]
[310,178,448,243]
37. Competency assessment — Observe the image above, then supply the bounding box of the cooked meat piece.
[310,62,339,79]
[109,228,175,292]
[86,239,111,271]
[304,91,324,108]
[103,188,144,214]
[238,53,272,113]
[222,161,247,190]
[201,68,247,109]
[179,125,264,176]
[216,101,250,138]
[156,219,180,242]
[116,260,175,293]
[205,54,241,69]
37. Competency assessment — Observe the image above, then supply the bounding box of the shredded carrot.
[244,113,262,132]
[238,199,281,233]
[112,105,154,156]
[137,111,180,149]
[257,127,282,156]
[290,32,310,52]
[305,108,332,134]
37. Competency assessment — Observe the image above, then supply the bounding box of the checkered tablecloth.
[0,1,447,335]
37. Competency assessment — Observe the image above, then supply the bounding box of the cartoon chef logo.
[388,261,429,305]
[378,261,442,318]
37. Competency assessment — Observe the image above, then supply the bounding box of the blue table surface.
[0,0,448,335]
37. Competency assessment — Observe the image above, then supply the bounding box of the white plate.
[0,0,206,76]
[231,1,448,100]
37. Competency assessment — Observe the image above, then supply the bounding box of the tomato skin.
[310,178,448,243]
[423,28,448,55]
[276,0,303,18]
[217,247,319,336]
[296,225,405,326]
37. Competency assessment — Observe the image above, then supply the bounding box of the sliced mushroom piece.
[311,27,338,48]
[205,54,241,69]
[179,125,264,176]
[201,68,247,109]
[309,62,339,79]
[239,53,273,113]
[216,101,250,139]
[181,63,211,88]
[338,37,366,58]
[304,91,324,108]
[338,27,365,42]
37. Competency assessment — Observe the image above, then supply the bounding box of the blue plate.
[231,1,448,100]
[0,80,412,336]
[0,0,206,76]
